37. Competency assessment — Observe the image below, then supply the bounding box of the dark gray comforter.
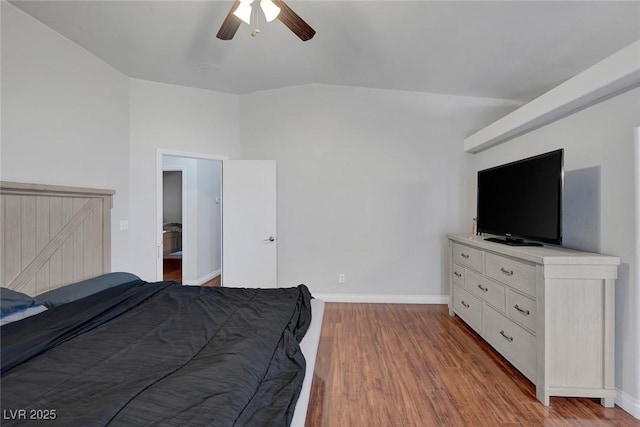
[0,281,312,426]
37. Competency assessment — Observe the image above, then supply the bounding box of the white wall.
[129,79,239,281]
[465,87,640,416]
[239,84,520,301]
[0,2,132,271]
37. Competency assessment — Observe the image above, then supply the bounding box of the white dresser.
[447,234,619,407]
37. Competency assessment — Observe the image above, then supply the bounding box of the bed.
[0,181,324,426]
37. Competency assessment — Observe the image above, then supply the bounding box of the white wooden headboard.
[1,182,115,295]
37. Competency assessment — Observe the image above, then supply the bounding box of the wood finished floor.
[163,258,182,283]
[162,258,221,286]
[305,303,640,427]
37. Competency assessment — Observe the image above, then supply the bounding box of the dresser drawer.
[466,269,506,313]
[452,243,483,273]
[486,252,536,297]
[452,263,465,287]
[453,285,482,333]
[448,235,619,407]
[484,305,536,381]
[508,291,536,333]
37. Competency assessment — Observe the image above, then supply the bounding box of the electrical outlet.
[338,273,345,283]
[119,220,129,231]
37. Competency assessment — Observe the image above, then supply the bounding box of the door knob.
[264,236,275,243]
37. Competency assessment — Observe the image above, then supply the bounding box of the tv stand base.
[448,234,619,407]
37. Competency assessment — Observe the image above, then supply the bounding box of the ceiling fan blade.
[217,0,242,40]
[273,0,316,41]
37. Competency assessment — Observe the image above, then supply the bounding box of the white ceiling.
[9,0,640,101]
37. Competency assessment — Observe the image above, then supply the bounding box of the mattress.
[1,280,313,426]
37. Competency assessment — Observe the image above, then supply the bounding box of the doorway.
[157,150,225,285]
[162,170,184,282]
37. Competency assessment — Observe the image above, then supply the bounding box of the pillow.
[0,304,48,326]
[1,288,37,317]
[36,272,141,308]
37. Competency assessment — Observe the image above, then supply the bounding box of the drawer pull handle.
[461,253,470,259]
[454,272,462,278]
[477,284,488,292]
[500,267,514,276]
[514,304,530,316]
[500,330,514,342]
[461,301,470,308]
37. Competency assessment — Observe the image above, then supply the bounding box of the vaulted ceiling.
[9,1,640,101]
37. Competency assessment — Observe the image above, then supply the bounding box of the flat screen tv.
[477,149,563,246]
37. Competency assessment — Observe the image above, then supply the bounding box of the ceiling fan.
[217,0,316,41]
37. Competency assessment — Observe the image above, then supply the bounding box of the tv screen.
[477,149,563,246]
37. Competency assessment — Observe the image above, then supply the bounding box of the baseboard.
[182,269,221,287]
[616,387,640,419]
[312,293,449,304]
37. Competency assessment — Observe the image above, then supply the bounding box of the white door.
[222,160,277,287]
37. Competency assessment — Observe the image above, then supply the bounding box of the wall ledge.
[464,40,640,154]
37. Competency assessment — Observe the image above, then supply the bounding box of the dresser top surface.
[448,234,620,266]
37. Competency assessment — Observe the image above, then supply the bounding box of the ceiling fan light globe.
[233,2,253,24]
[260,0,281,22]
